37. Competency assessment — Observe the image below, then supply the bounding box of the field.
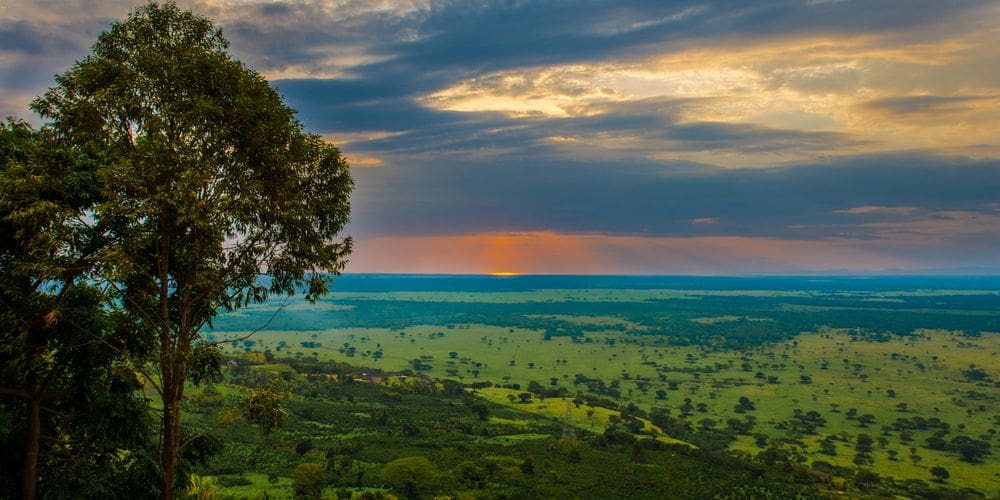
[206,275,1000,497]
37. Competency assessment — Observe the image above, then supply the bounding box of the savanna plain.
[193,275,999,499]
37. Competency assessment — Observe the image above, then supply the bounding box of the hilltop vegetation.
[186,354,824,499]
[195,275,1000,498]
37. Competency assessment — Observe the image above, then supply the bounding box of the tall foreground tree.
[32,3,353,497]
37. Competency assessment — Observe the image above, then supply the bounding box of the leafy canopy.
[27,3,353,497]
[32,2,353,319]
[1,119,156,498]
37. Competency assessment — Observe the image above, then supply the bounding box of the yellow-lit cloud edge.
[417,27,1000,166]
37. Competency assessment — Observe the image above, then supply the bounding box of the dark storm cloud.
[277,79,440,132]
[345,0,988,82]
[859,95,996,117]
[658,122,859,153]
[348,152,1000,242]
[0,14,113,114]
[0,20,80,55]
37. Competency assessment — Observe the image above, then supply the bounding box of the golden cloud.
[418,25,1000,166]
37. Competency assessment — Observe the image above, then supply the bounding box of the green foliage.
[930,466,950,482]
[239,381,290,435]
[962,365,991,382]
[948,435,991,463]
[190,350,1000,499]
[292,463,325,499]
[1,118,156,498]
[25,2,353,496]
[33,0,354,307]
[379,456,436,494]
[214,474,252,487]
[188,343,223,387]
[208,277,1000,493]
[185,474,220,499]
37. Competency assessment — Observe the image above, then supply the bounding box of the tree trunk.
[157,217,181,499]
[20,396,41,500]
[159,370,184,500]
[18,345,42,500]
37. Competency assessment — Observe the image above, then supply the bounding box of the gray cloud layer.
[348,152,1000,239]
[3,0,999,271]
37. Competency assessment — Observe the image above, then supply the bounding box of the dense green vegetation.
[195,275,1000,498]
[185,352,962,499]
[1,4,351,498]
[30,4,353,497]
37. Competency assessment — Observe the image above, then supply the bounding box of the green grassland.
[206,283,1000,497]
[185,363,821,499]
[473,387,693,447]
[202,473,295,498]
[217,324,1000,494]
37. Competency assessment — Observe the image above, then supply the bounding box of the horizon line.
[332,272,1000,278]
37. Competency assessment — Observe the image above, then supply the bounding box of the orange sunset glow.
[344,230,982,275]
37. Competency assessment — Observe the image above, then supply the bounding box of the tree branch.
[0,387,31,400]
[205,296,291,347]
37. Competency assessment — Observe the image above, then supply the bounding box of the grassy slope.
[213,289,1000,495]
[190,375,816,499]
[473,387,693,447]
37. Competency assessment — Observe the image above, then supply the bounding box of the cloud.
[764,63,864,95]
[7,1,1000,157]
[834,206,919,216]
[855,210,1000,240]
[4,0,1000,273]
[0,20,78,55]
[344,153,384,167]
[662,121,858,153]
[858,95,996,117]
[405,28,1000,164]
[366,0,995,80]
[347,152,1000,243]
[280,87,864,167]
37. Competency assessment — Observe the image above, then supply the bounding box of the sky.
[3,0,999,275]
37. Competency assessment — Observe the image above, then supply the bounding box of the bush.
[380,456,437,495]
[293,463,325,499]
[215,474,252,487]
